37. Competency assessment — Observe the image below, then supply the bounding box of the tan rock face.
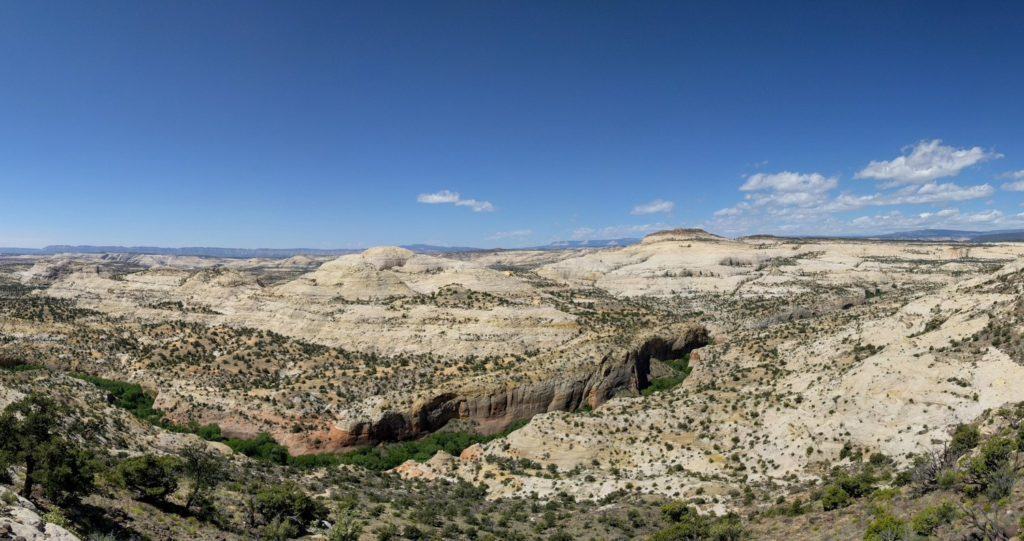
[0,487,80,541]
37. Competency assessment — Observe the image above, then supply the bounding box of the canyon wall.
[280,326,709,454]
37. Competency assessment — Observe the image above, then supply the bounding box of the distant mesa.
[641,228,725,244]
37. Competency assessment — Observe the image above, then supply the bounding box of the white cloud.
[1000,171,1024,191]
[713,206,743,218]
[740,172,838,194]
[903,182,994,204]
[855,139,1000,184]
[416,190,495,212]
[630,199,675,215]
[488,229,532,240]
[965,209,1004,223]
[742,172,837,208]
[713,172,836,218]
[416,190,461,204]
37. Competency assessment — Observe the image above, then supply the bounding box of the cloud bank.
[707,139,1014,236]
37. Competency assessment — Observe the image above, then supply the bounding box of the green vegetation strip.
[74,373,525,470]
[642,353,692,396]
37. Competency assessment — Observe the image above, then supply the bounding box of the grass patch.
[75,374,166,425]
[642,353,692,396]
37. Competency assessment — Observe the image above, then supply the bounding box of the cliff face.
[280,327,710,454]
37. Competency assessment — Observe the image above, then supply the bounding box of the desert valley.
[4,229,1024,539]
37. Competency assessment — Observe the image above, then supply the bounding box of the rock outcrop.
[0,487,79,541]
[282,327,710,453]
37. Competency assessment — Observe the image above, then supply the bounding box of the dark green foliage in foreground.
[820,484,851,511]
[114,454,182,502]
[652,502,744,540]
[818,467,877,511]
[180,442,227,510]
[0,394,96,505]
[864,511,907,541]
[253,482,327,538]
[910,501,957,536]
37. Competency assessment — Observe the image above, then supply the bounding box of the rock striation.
[280,327,709,452]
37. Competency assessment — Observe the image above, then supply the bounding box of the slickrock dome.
[360,246,414,270]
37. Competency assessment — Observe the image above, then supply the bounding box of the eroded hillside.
[3,231,1024,539]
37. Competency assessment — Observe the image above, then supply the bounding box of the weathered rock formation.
[279,326,710,453]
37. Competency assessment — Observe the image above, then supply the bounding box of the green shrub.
[653,505,743,541]
[835,470,876,498]
[262,517,299,541]
[0,394,96,505]
[863,512,907,541]
[254,483,326,535]
[42,509,70,528]
[949,424,980,457]
[868,452,892,466]
[660,501,697,522]
[821,485,851,511]
[963,436,1018,499]
[706,514,744,540]
[650,518,709,540]
[225,433,290,465]
[327,511,364,541]
[114,454,182,502]
[642,375,686,396]
[187,422,224,442]
[910,501,956,536]
[180,443,226,511]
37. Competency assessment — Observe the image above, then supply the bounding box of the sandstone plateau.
[3,230,1024,510]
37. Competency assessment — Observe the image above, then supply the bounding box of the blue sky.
[2,1,1023,248]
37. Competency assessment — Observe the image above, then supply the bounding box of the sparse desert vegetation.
[3,230,1024,539]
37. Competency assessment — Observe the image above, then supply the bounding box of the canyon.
[4,229,1024,538]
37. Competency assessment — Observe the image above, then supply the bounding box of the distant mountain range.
[532,238,641,249]
[16,228,1024,259]
[0,245,361,258]
[866,229,1024,242]
[0,238,643,258]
